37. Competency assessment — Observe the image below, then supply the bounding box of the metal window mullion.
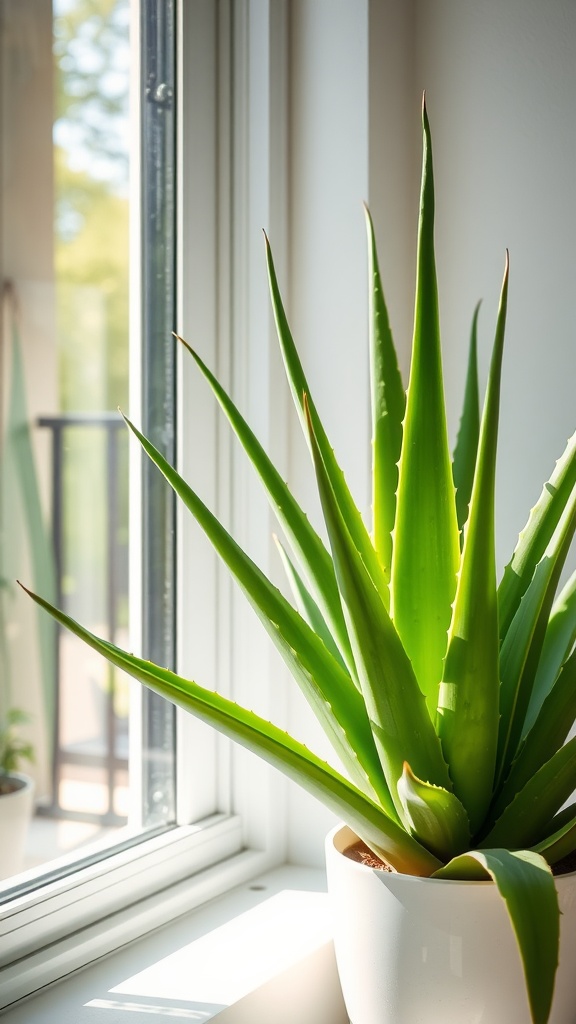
[139,0,177,827]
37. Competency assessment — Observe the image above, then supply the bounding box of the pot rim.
[327,822,576,887]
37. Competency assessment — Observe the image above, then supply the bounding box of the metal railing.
[37,412,129,826]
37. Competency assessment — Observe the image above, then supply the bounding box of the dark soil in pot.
[345,839,576,877]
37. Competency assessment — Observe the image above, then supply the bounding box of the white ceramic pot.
[0,773,34,881]
[326,824,576,1024]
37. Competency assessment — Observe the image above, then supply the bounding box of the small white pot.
[326,824,576,1024]
[0,773,34,881]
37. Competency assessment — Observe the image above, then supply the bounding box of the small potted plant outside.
[24,100,576,1023]
[0,708,35,880]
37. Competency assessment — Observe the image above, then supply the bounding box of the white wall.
[287,0,374,866]
[288,0,370,521]
[415,0,576,569]
[283,0,576,865]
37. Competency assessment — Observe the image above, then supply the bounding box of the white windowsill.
[1,865,349,1023]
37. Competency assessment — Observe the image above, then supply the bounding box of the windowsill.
[1,864,349,1023]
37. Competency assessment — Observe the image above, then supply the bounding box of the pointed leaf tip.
[422,93,431,136]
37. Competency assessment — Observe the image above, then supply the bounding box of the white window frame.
[174,0,291,851]
[0,0,291,1008]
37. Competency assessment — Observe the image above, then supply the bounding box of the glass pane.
[0,0,176,887]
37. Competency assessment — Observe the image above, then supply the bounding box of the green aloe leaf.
[492,649,576,820]
[273,535,348,672]
[496,498,576,784]
[397,762,470,861]
[21,582,442,878]
[452,302,481,540]
[433,848,559,1024]
[483,735,576,848]
[523,569,576,736]
[123,413,391,809]
[264,235,390,609]
[365,205,405,596]
[178,335,354,674]
[304,397,452,820]
[437,256,509,834]
[391,99,460,713]
[498,431,576,642]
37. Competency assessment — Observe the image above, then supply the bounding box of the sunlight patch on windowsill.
[85,888,333,1016]
[86,996,218,1018]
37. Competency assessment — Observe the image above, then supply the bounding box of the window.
[1,1,304,1002]
[0,0,178,880]
[0,1,282,1005]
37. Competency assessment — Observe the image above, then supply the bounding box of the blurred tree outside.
[55,149,128,413]
[53,0,129,413]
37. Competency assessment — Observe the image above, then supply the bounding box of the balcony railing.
[37,412,129,826]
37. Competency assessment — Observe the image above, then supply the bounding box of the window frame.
[0,0,291,1008]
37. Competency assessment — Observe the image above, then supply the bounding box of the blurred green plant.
[1,286,56,769]
[0,709,35,788]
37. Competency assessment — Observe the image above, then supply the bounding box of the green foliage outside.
[55,147,129,414]
[53,0,129,413]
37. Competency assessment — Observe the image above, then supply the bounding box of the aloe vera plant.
[23,101,576,1024]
